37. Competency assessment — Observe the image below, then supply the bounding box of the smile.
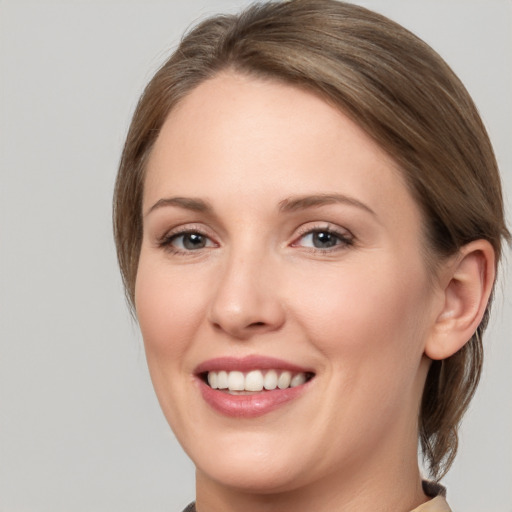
[195,356,316,417]
[206,369,312,393]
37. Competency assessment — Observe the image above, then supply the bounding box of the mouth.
[194,356,316,417]
[200,369,315,394]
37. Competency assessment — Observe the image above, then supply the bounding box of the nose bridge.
[208,239,284,338]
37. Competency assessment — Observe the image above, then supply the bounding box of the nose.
[207,250,286,340]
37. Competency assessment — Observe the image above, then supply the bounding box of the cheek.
[291,258,432,374]
[291,259,434,447]
[134,255,205,367]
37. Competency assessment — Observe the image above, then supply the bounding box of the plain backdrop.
[0,1,511,511]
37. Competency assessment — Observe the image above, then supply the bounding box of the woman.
[113,1,509,510]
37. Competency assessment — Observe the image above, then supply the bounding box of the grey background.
[0,1,510,511]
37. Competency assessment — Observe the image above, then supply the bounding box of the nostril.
[249,322,266,328]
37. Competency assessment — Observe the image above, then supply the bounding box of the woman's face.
[136,73,441,495]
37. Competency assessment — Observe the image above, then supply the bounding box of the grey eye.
[311,231,339,249]
[172,232,211,250]
[298,229,351,249]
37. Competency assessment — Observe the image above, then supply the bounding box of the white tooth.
[217,371,228,389]
[263,370,278,390]
[277,371,292,389]
[208,372,218,389]
[290,373,306,387]
[245,370,264,391]
[228,371,245,391]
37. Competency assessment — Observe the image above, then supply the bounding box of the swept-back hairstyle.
[114,0,509,478]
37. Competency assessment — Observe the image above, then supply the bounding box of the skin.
[135,72,490,511]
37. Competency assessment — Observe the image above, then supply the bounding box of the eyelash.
[157,224,354,255]
[292,224,354,253]
[158,226,217,255]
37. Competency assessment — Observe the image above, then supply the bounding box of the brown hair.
[113,0,509,478]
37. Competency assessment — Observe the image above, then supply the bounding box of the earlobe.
[425,240,496,361]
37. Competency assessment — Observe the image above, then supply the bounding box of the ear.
[425,240,496,360]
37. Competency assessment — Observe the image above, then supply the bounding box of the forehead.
[144,71,419,229]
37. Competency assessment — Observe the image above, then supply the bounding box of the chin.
[196,454,308,494]
[181,426,315,494]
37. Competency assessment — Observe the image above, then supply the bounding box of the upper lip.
[194,355,314,375]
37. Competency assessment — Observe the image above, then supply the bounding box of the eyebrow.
[145,197,213,217]
[145,193,375,218]
[278,193,376,216]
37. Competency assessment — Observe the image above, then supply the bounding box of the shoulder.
[410,481,451,512]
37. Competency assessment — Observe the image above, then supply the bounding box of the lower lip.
[197,378,311,418]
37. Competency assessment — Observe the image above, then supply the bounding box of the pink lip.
[194,355,313,374]
[194,355,314,418]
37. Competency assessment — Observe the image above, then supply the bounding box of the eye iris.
[183,233,206,250]
[313,231,338,248]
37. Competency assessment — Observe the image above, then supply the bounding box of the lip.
[194,355,313,374]
[194,355,315,418]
